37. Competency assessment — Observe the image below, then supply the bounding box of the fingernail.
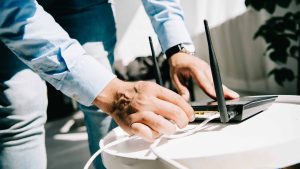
[178,122,184,129]
[190,114,196,122]
[231,91,240,98]
[181,92,190,101]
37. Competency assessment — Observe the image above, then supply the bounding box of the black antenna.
[204,20,229,123]
[149,36,163,85]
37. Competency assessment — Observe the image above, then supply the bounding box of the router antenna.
[149,36,163,85]
[204,20,229,123]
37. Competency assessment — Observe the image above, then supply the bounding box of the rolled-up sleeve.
[141,0,195,52]
[0,0,116,106]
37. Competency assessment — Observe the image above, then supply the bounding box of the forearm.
[0,0,115,106]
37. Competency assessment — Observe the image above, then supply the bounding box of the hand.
[93,78,195,142]
[168,53,239,100]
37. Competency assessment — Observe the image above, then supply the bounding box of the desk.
[100,95,300,169]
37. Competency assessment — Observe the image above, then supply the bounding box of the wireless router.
[192,20,277,122]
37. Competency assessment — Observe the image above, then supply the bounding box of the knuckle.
[173,106,183,118]
[139,111,149,122]
[181,118,189,126]
[131,96,151,110]
[167,125,176,135]
[127,114,134,123]
[139,81,155,89]
[163,109,177,120]
[136,81,158,95]
[138,94,149,101]
[168,109,181,122]
[174,94,183,102]
[153,117,164,128]
[173,108,189,127]
[190,64,198,71]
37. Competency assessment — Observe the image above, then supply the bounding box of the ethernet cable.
[83,113,220,169]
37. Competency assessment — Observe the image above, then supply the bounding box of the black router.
[192,20,277,123]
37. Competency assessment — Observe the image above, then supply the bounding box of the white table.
[100,95,300,169]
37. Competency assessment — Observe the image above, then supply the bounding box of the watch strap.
[165,44,195,59]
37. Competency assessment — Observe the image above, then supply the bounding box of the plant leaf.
[269,34,291,49]
[284,12,294,19]
[277,0,292,8]
[272,20,286,32]
[254,26,265,39]
[245,0,251,7]
[294,11,300,20]
[286,33,298,41]
[289,46,299,56]
[246,0,265,10]
[253,23,272,39]
[266,44,274,51]
[284,19,297,32]
[268,68,295,86]
[269,49,288,63]
[264,1,276,14]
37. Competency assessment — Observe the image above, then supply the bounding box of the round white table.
[100,95,300,169]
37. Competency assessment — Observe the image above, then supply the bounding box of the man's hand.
[168,53,239,100]
[93,78,195,142]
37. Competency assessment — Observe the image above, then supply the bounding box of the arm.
[0,0,194,141]
[142,0,239,100]
[141,0,194,53]
[0,0,115,106]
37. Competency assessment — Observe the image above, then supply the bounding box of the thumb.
[172,74,190,101]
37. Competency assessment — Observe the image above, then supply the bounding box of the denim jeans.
[0,42,48,169]
[0,0,117,169]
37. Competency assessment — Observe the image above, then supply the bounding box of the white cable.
[164,113,220,139]
[83,135,137,169]
[83,113,220,169]
[150,137,189,169]
[149,113,220,169]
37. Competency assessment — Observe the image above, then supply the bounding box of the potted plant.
[245,0,300,94]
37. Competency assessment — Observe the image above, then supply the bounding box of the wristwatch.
[165,44,195,60]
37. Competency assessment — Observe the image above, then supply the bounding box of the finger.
[153,84,195,122]
[222,85,240,99]
[129,111,176,135]
[191,68,217,99]
[172,73,190,100]
[131,123,160,142]
[195,67,239,99]
[151,98,190,128]
[202,68,239,99]
[203,66,214,83]
[111,117,133,136]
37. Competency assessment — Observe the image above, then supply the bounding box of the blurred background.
[45,0,300,168]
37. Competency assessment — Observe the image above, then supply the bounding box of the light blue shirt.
[0,0,194,106]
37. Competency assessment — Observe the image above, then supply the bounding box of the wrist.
[165,43,195,60]
[93,78,133,114]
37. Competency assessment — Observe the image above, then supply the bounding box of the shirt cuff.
[158,19,195,53]
[62,55,116,106]
[38,42,116,106]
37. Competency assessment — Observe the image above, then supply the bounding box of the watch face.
[180,44,195,54]
[180,45,195,56]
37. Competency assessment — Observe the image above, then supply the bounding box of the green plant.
[245,0,300,94]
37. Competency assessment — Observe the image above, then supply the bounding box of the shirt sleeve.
[141,0,195,52]
[0,0,116,106]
